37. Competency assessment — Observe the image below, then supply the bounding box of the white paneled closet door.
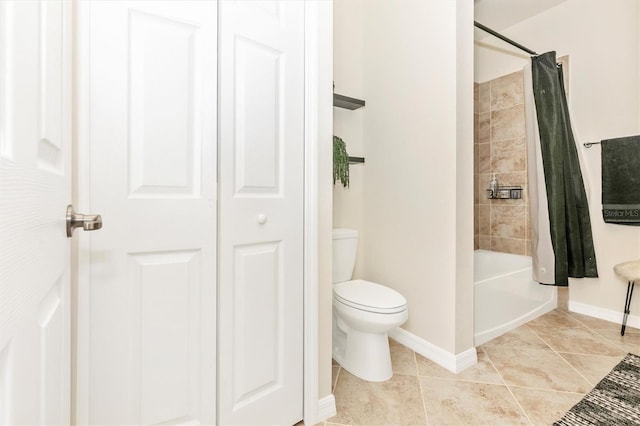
[218,1,305,425]
[77,0,306,424]
[0,1,72,424]
[76,2,217,424]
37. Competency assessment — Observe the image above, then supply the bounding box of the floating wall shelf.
[333,93,365,110]
[334,91,366,165]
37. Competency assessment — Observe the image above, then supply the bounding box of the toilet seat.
[333,279,407,314]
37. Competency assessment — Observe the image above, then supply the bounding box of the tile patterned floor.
[327,288,640,425]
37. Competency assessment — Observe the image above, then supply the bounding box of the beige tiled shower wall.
[474,57,568,255]
[474,71,530,255]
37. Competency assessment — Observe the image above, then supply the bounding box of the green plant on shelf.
[333,135,350,188]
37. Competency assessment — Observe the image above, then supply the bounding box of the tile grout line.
[568,313,639,353]
[414,373,514,386]
[489,81,493,252]
[539,306,637,360]
[534,307,628,346]
[490,101,525,115]
[413,350,430,426]
[328,365,347,426]
[505,383,586,395]
[524,323,594,387]
[481,347,535,426]
[332,365,341,394]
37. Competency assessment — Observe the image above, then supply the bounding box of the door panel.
[37,0,64,174]
[77,2,217,424]
[38,279,65,423]
[128,10,201,198]
[130,250,202,425]
[0,1,71,424]
[234,37,283,194]
[218,1,305,424]
[231,241,283,405]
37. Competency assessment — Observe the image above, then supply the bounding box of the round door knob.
[257,214,268,224]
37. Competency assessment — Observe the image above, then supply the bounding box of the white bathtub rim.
[474,249,533,283]
[473,249,558,347]
[474,294,557,346]
[474,267,532,285]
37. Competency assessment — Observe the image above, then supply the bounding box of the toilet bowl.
[332,229,408,382]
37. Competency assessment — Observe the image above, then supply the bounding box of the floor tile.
[390,339,417,376]
[330,370,426,426]
[298,421,325,426]
[525,310,583,330]
[510,387,584,425]
[566,311,624,332]
[328,305,634,426]
[589,327,640,355]
[482,325,550,350]
[531,326,628,357]
[483,346,592,393]
[557,352,625,386]
[420,377,528,425]
[416,347,502,385]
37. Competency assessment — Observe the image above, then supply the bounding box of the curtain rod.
[474,21,538,56]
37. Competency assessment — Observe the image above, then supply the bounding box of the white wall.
[455,0,475,352]
[475,0,640,318]
[355,0,474,354]
[317,0,334,402]
[333,0,366,279]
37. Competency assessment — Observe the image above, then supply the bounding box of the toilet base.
[333,327,393,382]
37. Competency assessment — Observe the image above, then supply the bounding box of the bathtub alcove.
[474,250,557,346]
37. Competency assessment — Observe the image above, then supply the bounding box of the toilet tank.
[332,228,358,284]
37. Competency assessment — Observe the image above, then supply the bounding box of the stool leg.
[621,281,635,336]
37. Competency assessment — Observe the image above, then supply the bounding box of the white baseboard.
[569,300,640,330]
[315,394,336,423]
[389,327,477,373]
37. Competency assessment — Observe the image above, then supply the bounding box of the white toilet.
[332,228,408,382]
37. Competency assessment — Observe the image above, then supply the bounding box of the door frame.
[303,1,320,423]
[72,1,91,423]
[73,1,331,424]
[302,0,333,423]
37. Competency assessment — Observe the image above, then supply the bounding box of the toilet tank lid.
[332,228,358,239]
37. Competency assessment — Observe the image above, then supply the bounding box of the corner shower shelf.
[333,93,365,110]
[487,186,523,200]
[348,156,365,165]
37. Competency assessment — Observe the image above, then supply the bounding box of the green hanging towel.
[601,135,640,225]
[531,51,598,285]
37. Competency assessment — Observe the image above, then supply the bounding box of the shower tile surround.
[474,57,568,255]
[474,70,529,255]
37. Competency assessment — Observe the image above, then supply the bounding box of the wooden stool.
[613,260,640,336]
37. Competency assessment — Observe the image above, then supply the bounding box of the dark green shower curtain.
[531,51,598,285]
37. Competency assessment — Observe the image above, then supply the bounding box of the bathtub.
[474,250,557,346]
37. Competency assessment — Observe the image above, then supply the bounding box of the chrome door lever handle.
[66,205,103,237]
